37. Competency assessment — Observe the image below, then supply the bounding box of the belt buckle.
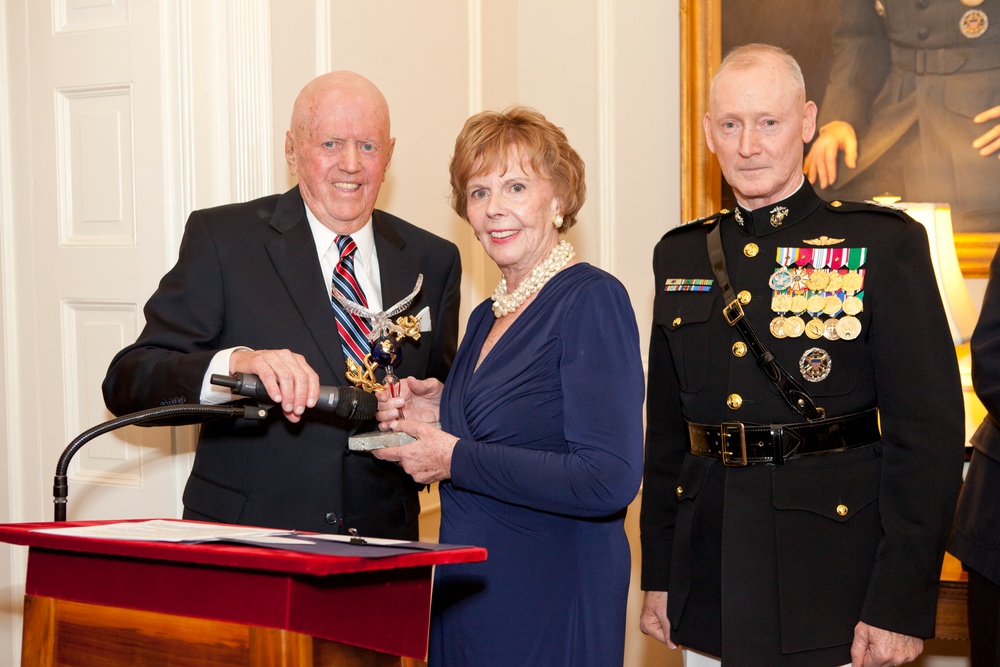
[720,422,747,467]
[722,299,744,326]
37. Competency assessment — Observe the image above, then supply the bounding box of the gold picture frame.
[680,0,998,278]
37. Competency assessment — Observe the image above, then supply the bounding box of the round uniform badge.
[842,295,864,316]
[790,294,809,314]
[805,318,825,339]
[842,270,864,293]
[769,267,792,290]
[823,294,844,316]
[961,9,988,38]
[784,315,806,338]
[836,315,862,340]
[807,294,827,314]
[808,269,830,291]
[770,316,788,338]
[824,319,841,341]
[800,347,832,382]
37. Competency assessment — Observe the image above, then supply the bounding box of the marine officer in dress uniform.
[639,44,965,667]
[804,0,1000,234]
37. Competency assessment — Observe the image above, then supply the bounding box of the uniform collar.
[731,179,822,237]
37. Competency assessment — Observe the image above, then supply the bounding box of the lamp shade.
[897,202,977,345]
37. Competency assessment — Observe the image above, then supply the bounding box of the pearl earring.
[553,214,564,229]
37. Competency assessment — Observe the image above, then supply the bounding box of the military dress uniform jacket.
[950,246,1000,588]
[102,186,461,539]
[816,0,1000,232]
[640,183,965,665]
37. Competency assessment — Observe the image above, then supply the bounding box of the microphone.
[211,372,377,420]
[54,402,267,521]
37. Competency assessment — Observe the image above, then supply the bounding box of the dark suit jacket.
[950,247,1000,587]
[102,186,461,539]
[640,183,964,664]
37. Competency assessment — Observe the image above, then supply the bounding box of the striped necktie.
[331,235,372,367]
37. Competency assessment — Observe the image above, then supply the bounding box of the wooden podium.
[0,520,486,666]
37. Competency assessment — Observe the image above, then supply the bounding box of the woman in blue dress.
[373,107,645,666]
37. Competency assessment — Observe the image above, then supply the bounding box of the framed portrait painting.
[680,0,1000,277]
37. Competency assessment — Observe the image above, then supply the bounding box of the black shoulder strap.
[706,221,825,421]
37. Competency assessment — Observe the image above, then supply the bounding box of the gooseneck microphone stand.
[53,403,269,521]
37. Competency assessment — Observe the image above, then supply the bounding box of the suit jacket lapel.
[373,210,421,311]
[264,187,347,379]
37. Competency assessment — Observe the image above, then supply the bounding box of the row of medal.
[767,247,867,341]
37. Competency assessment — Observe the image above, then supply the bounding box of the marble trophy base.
[348,423,440,451]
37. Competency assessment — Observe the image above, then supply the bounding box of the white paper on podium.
[32,519,472,558]
[32,519,291,543]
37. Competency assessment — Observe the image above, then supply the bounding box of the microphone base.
[348,424,439,451]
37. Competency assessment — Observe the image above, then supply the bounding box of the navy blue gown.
[428,263,645,666]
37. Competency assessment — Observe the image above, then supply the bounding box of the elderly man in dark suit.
[950,245,1000,667]
[639,44,964,666]
[102,71,461,540]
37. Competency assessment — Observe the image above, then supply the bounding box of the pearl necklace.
[491,240,576,318]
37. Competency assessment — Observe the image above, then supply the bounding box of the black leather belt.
[687,408,880,467]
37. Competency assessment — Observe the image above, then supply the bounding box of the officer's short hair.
[712,43,806,101]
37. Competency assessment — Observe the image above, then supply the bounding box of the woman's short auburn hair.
[449,106,586,231]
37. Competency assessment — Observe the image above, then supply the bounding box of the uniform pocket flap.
[675,455,714,502]
[771,450,880,523]
[182,472,248,524]
[654,289,718,330]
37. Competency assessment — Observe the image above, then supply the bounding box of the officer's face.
[703,58,817,211]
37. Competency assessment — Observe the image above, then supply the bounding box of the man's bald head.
[285,71,395,234]
[289,71,391,140]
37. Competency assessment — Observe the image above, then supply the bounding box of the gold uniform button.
[732,341,748,357]
[737,290,752,305]
[676,486,683,497]
[672,317,682,327]
[727,393,743,410]
[831,200,843,208]
[744,243,759,258]
[836,504,848,516]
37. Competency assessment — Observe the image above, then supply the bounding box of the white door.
[15,0,188,523]
[0,0,194,658]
